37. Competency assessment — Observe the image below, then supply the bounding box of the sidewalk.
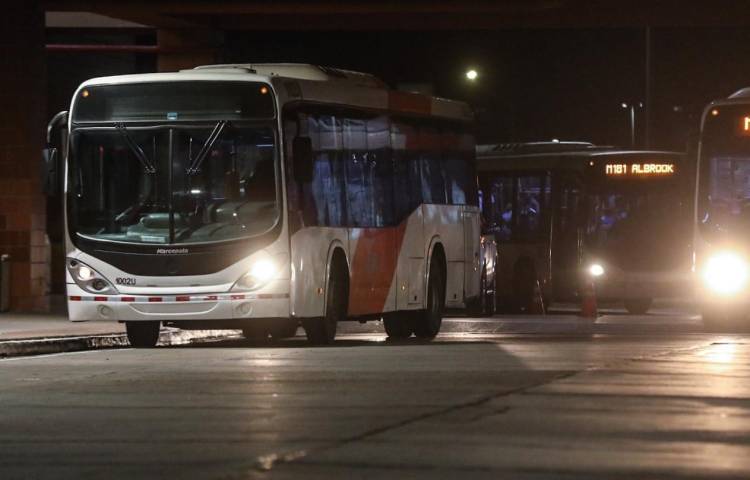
[0,312,241,358]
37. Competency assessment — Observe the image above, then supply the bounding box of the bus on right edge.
[696,88,750,330]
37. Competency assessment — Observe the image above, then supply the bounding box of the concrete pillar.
[0,4,50,311]
[157,29,221,72]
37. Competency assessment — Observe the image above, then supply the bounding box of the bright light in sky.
[466,69,478,81]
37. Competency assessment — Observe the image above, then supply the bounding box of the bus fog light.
[233,258,277,291]
[588,264,605,277]
[703,252,748,295]
[236,302,252,316]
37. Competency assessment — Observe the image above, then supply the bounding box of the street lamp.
[621,101,643,147]
[465,69,478,81]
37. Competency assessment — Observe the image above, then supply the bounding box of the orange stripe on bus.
[347,222,408,316]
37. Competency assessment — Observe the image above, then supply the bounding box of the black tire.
[624,298,652,315]
[126,321,160,348]
[413,259,445,339]
[303,254,348,345]
[383,312,413,339]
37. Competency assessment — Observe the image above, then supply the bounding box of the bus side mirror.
[41,146,59,197]
[42,110,68,196]
[292,136,313,183]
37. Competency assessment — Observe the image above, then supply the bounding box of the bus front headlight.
[588,263,605,277]
[67,259,117,295]
[233,258,277,291]
[703,252,748,295]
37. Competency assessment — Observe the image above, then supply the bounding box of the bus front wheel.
[126,321,160,348]
[624,298,652,315]
[413,260,445,339]
[303,255,348,345]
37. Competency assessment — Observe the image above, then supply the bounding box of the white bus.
[43,64,482,346]
[695,87,750,329]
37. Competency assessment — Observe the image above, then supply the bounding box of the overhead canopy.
[43,0,750,30]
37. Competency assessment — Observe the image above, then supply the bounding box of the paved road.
[2,309,749,479]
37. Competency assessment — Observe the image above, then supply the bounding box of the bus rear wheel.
[383,312,413,339]
[624,298,652,315]
[126,321,160,348]
[413,260,445,339]
[303,255,348,345]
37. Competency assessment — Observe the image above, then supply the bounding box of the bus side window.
[515,174,548,240]
[419,126,447,204]
[441,128,475,206]
[485,175,514,241]
[560,176,582,233]
[392,120,423,220]
[366,115,395,226]
[310,114,347,227]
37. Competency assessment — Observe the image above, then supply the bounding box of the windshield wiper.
[115,123,156,174]
[186,120,228,176]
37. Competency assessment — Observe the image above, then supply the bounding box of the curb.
[0,328,243,359]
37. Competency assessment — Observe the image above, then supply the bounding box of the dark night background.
[47,26,750,150]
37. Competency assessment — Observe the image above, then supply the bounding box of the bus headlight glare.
[78,266,93,281]
[234,259,276,291]
[703,252,748,295]
[588,264,605,277]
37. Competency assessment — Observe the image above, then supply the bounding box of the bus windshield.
[586,162,687,271]
[699,104,750,240]
[69,124,278,245]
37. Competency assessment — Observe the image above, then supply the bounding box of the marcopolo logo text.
[156,248,189,255]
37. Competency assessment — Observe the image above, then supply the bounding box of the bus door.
[551,172,584,298]
[481,171,550,304]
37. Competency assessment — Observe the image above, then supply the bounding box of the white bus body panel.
[64,65,479,324]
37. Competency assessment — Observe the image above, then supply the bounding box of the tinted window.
[69,125,278,245]
[392,120,423,219]
[419,126,447,204]
[482,176,515,241]
[516,175,547,239]
[442,131,476,205]
[285,107,475,227]
[309,114,346,227]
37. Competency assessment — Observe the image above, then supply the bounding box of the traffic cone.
[580,280,598,318]
[529,279,546,315]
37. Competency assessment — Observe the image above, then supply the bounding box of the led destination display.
[605,163,675,177]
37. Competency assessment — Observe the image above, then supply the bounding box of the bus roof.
[75,63,473,123]
[476,143,681,172]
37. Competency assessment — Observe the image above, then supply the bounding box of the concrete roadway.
[1,308,749,479]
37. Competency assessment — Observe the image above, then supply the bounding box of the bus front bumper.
[589,270,692,301]
[66,285,290,322]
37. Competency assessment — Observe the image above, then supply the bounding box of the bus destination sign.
[605,163,675,177]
